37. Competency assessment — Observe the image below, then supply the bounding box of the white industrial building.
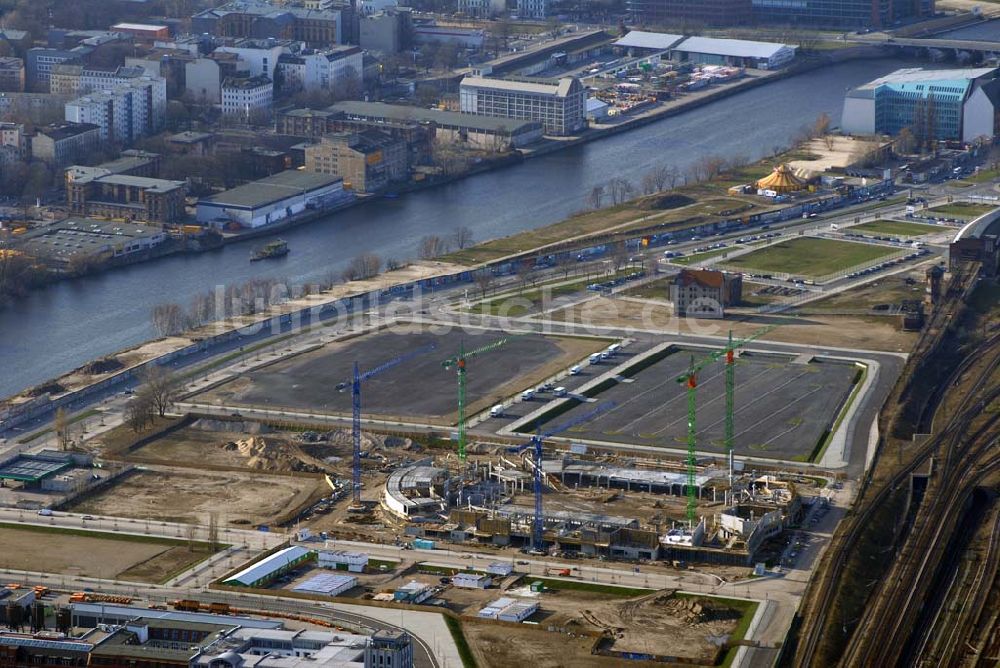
[223,546,314,587]
[478,598,539,622]
[277,46,363,95]
[317,550,368,573]
[670,36,796,70]
[292,572,358,597]
[459,75,587,136]
[486,562,513,577]
[196,170,349,228]
[613,30,685,52]
[452,573,492,589]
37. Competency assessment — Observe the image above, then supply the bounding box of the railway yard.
[0,194,997,668]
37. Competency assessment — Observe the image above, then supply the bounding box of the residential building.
[0,57,24,92]
[50,64,159,98]
[0,122,27,157]
[457,0,506,18]
[364,630,413,668]
[221,75,274,125]
[197,170,351,228]
[192,0,349,46]
[304,129,407,193]
[167,131,217,156]
[185,58,224,104]
[459,75,587,136]
[214,39,297,81]
[841,67,1000,143]
[31,122,102,165]
[25,47,89,92]
[65,165,186,223]
[0,92,67,124]
[359,9,411,54]
[516,0,550,18]
[110,23,171,42]
[276,46,363,95]
[667,269,742,318]
[65,77,168,145]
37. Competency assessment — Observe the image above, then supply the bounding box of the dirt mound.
[24,381,66,398]
[80,358,124,375]
[642,193,696,210]
[221,436,320,472]
[319,429,416,454]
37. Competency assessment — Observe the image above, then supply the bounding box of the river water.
[1,58,912,398]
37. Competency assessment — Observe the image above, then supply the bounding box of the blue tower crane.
[338,343,436,509]
[509,401,614,551]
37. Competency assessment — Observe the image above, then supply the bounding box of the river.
[1,58,913,398]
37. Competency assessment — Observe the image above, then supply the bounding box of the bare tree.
[208,511,220,551]
[641,171,658,195]
[451,226,474,250]
[611,241,631,271]
[54,407,69,451]
[138,365,179,418]
[125,393,154,433]
[385,257,402,271]
[474,269,495,298]
[151,303,186,337]
[895,127,917,155]
[587,185,605,209]
[342,253,382,281]
[813,112,832,139]
[418,235,449,260]
[608,178,634,205]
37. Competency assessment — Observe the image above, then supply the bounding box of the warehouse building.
[223,546,314,587]
[459,75,586,136]
[14,218,168,269]
[842,67,1000,143]
[478,598,538,622]
[670,36,796,70]
[452,573,492,589]
[196,170,351,228]
[292,573,358,596]
[321,101,545,149]
[65,166,185,224]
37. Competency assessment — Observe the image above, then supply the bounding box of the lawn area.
[926,202,996,219]
[672,246,734,265]
[959,168,1000,184]
[471,268,644,315]
[849,220,941,237]
[723,237,897,278]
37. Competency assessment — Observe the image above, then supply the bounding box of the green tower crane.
[675,325,777,525]
[442,335,519,461]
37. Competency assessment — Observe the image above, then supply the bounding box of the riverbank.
[6,50,884,287]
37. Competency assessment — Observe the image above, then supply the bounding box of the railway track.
[792,304,1000,667]
[920,504,1000,668]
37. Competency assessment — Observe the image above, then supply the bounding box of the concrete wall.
[962,85,995,143]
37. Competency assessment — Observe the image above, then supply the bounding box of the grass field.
[926,202,996,219]
[0,523,217,583]
[958,168,1000,184]
[724,237,897,277]
[850,220,941,237]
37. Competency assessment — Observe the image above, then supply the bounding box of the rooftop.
[199,169,343,209]
[460,75,580,97]
[672,36,794,59]
[71,603,282,629]
[853,66,997,91]
[325,100,543,133]
[0,453,72,482]
[37,122,100,141]
[613,30,684,51]
[223,545,312,585]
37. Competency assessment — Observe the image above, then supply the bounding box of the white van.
[37,509,53,516]
[553,387,568,397]
[589,353,602,364]
[570,365,582,375]
[521,389,535,401]
[489,404,504,418]
[607,343,622,355]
